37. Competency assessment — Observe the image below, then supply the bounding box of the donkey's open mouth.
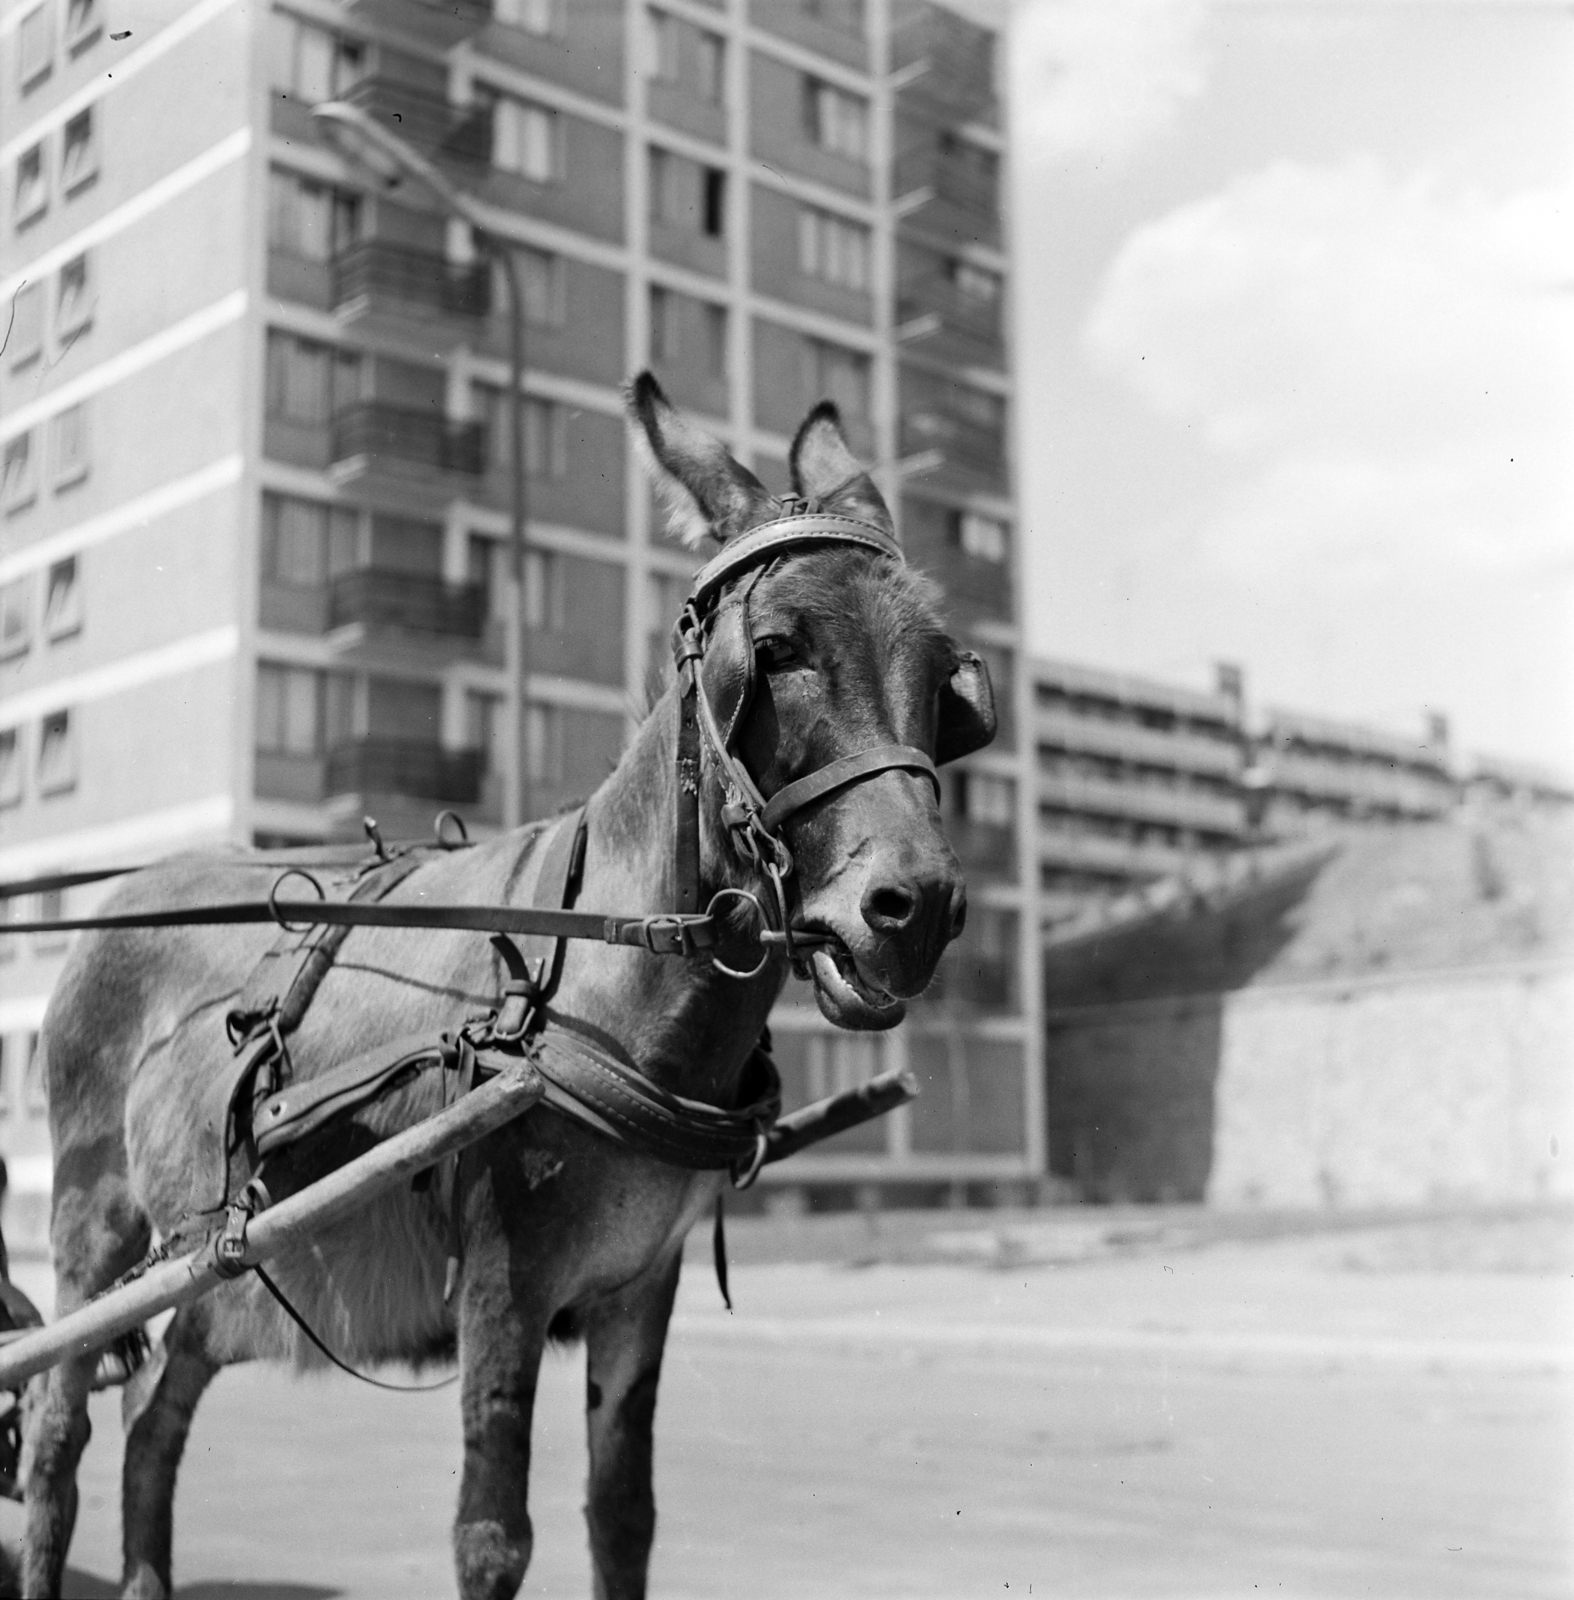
[800,929,905,1026]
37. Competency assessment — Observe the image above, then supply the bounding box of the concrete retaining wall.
[1045,960,1573,1209]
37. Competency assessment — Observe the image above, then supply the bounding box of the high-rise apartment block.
[0,0,1037,1215]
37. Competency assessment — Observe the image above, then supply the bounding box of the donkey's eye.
[755,636,802,673]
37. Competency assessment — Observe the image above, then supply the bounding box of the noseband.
[669,505,941,969]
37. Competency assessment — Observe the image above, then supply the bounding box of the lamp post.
[312,100,529,831]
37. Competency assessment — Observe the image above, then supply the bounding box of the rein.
[0,505,931,969]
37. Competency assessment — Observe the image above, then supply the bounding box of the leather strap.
[479,1024,781,1172]
[253,1034,454,1159]
[688,514,901,612]
[759,744,939,833]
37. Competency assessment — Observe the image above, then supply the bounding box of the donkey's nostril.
[948,884,967,941]
[862,882,919,934]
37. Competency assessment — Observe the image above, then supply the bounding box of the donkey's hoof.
[454,1516,529,1600]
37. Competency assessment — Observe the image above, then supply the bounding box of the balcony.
[891,2,997,128]
[329,569,486,641]
[898,402,1007,492]
[341,0,488,48]
[332,240,490,322]
[1035,710,1244,781]
[327,738,483,805]
[893,138,1001,252]
[946,816,1016,880]
[332,401,485,481]
[1037,771,1246,837]
[896,271,1002,366]
[342,76,491,167]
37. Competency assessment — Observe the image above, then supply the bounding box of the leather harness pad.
[254,1033,454,1159]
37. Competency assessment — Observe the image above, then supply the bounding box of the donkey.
[18,375,992,1600]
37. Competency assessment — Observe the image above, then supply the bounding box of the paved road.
[1,1213,1569,1599]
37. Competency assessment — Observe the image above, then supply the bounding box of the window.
[14,145,46,225]
[257,663,331,755]
[465,690,503,775]
[61,109,98,193]
[34,888,66,952]
[43,557,81,638]
[961,772,1014,827]
[268,12,362,101]
[24,1035,47,1113]
[803,79,868,161]
[51,405,88,488]
[489,95,559,184]
[647,9,680,82]
[522,548,566,631]
[267,168,360,262]
[36,710,76,795]
[524,702,564,784]
[8,281,44,368]
[261,494,358,587]
[649,286,677,364]
[57,254,91,338]
[957,511,1007,563]
[18,5,52,87]
[0,730,20,807]
[511,246,563,327]
[797,207,870,292]
[697,30,725,104]
[0,578,30,657]
[475,387,566,478]
[65,0,100,51]
[702,303,727,380]
[2,435,37,513]
[702,168,726,238]
[465,533,507,621]
[495,0,558,32]
[650,149,725,238]
[265,333,360,425]
[802,339,869,420]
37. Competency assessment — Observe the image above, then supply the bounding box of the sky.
[1006,0,1574,772]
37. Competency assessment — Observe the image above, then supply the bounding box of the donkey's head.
[629,373,995,1030]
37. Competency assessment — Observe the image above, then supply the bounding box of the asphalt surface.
[0,1206,1569,1599]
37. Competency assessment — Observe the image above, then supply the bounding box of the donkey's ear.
[789,402,893,534]
[627,371,773,548]
[935,651,997,764]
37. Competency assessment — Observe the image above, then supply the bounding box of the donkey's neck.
[566,689,786,1104]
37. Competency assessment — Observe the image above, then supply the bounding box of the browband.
[688,513,902,612]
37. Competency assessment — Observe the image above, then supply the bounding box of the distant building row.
[1033,656,1573,924]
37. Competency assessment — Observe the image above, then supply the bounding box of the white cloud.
[1083,158,1574,581]
[1012,0,1208,167]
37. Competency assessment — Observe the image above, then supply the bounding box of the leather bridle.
[669,504,942,975]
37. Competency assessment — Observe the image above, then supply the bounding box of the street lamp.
[312,100,529,831]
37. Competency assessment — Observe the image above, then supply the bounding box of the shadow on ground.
[61,1574,340,1600]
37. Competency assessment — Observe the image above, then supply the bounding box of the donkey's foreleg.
[581,1251,683,1600]
[18,1355,94,1598]
[118,1305,220,1600]
[453,1251,551,1600]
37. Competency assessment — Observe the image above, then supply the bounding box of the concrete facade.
[0,0,1040,1215]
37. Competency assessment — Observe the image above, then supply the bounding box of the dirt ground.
[1,1202,1569,1599]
